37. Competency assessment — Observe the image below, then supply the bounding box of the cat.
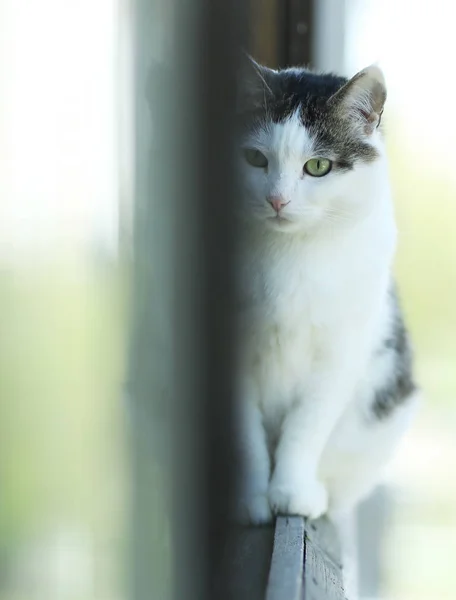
[234,58,418,526]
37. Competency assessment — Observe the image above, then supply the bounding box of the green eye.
[244,148,268,168]
[304,158,332,177]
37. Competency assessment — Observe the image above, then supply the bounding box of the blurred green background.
[382,129,456,600]
[0,266,127,600]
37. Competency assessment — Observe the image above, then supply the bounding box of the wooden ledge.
[218,516,348,600]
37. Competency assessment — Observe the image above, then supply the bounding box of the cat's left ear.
[329,65,386,135]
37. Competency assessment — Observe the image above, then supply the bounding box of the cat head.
[237,58,388,234]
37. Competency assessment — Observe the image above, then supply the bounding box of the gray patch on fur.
[371,285,416,420]
[238,63,383,170]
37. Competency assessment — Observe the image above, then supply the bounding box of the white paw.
[268,476,329,520]
[234,494,273,526]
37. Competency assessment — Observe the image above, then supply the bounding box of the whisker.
[323,209,354,224]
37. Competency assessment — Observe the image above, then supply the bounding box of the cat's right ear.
[237,54,276,113]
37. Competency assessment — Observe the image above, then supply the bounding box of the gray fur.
[371,287,416,419]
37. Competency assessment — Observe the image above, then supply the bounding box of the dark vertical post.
[247,0,314,69]
[189,1,245,595]
[129,1,175,599]
[285,0,314,66]
[129,0,245,599]
[248,0,286,67]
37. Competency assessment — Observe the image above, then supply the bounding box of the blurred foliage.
[385,122,456,600]
[389,126,456,409]
[0,263,128,598]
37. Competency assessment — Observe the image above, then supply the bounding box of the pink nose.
[267,195,287,213]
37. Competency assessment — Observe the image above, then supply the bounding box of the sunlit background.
[0,0,455,599]
[0,1,129,599]
[348,2,456,599]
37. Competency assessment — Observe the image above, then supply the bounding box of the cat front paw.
[234,494,273,526]
[268,476,328,520]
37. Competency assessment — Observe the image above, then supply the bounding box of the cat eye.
[304,158,332,177]
[244,148,268,168]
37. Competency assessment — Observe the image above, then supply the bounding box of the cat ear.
[237,54,276,112]
[329,65,386,135]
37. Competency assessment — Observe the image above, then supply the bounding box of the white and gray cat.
[235,59,418,525]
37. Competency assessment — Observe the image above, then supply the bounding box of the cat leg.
[322,391,419,518]
[268,368,356,520]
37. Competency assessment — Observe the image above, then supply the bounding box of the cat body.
[235,61,417,524]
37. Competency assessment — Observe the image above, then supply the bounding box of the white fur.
[235,109,416,524]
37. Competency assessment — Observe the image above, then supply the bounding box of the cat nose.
[267,195,287,213]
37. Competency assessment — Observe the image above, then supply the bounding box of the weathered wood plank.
[266,517,305,600]
[306,518,343,570]
[261,516,348,600]
[304,519,347,600]
[218,515,350,599]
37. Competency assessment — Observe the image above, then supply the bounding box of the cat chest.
[240,250,363,412]
[245,309,318,407]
